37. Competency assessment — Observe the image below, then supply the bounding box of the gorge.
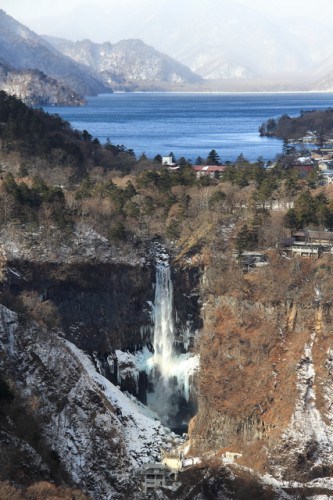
[1,221,333,499]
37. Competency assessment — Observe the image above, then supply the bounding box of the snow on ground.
[311,496,333,500]
[66,340,182,466]
[183,457,202,467]
[307,477,333,488]
[278,330,333,476]
[0,305,18,359]
[233,467,333,497]
[0,222,143,265]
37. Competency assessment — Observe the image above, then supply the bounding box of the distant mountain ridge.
[0,8,203,105]
[43,36,203,91]
[33,0,333,91]
[31,0,318,83]
[138,0,314,80]
[2,4,333,98]
[0,9,109,97]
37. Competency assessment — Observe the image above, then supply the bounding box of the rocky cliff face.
[189,269,333,483]
[2,224,201,353]
[2,216,333,496]
[0,64,86,106]
[0,223,203,497]
[8,259,155,351]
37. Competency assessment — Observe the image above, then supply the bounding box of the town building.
[317,159,333,184]
[139,463,169,495]
[290,163,315,178]
[162,155,175,166]
[238,251,269,270]
[192,165,226,179]
[282,229,333,257]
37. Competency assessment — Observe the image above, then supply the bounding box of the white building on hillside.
[162,155,175,166]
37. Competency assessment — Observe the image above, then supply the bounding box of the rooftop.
[141,463,168,471]
[192,165,226,172]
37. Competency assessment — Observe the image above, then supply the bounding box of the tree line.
[259,108,333,144]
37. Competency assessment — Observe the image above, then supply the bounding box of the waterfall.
[152,262,175,379]
[146,255,199,428]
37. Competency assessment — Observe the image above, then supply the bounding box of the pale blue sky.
[2,0,333,51]
[2,0,332,78]
[3,0,333,29]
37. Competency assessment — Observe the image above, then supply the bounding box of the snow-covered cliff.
[0,304,181,498]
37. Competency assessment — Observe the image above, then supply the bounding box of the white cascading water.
[146,257,199,426]
[152,261,175,378]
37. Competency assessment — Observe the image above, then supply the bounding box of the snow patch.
[279,330,333,473]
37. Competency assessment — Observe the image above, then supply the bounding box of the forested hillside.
[0,89,332,254]
[259,107,333,143]
[1,90,333,269]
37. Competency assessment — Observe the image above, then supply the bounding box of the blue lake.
[44,92,333,162]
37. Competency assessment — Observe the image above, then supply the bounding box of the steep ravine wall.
[6,259,202,353]
[189,296,333,481]
[0,304,177,498]
[7,260,154,351]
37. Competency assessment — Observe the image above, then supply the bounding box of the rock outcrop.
[2,224,201,353]
[0,64,86,106]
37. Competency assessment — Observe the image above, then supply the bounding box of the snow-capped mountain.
[0,8,202,99]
